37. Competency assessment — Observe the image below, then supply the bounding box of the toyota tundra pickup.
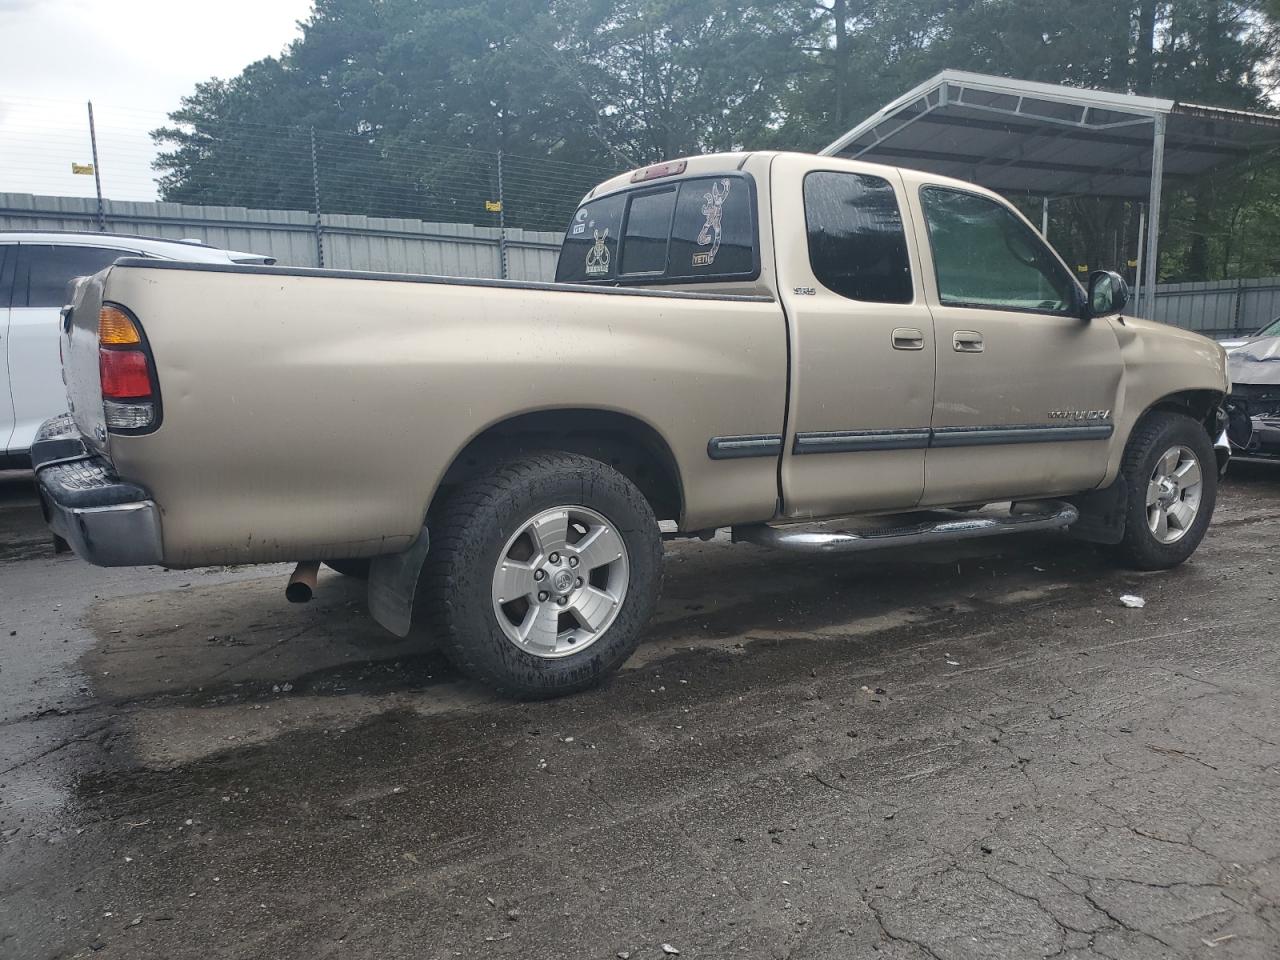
[33,151,1231,698]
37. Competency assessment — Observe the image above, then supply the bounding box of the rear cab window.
[556,174,758,286]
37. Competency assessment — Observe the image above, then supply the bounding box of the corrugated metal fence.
[1150,277,1280,339]
[0,192,563,281]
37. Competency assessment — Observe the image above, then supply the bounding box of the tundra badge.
[1048,409,1112,421]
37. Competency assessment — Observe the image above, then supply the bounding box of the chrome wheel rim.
[490,505,629,659]
[1146,445,1203,544]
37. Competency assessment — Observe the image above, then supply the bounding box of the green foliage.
[153,0,1280,275]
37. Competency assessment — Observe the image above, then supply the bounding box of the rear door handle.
[891,327,925,351]
[953,330,984,353]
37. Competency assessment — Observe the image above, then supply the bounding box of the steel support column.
[1133,204,1147,317]
[1143,113,1167,319]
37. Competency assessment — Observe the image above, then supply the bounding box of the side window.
[920,188,1076,314]
[803,171,913,304]
[555,194,625,283]
[16,245,129,308]
[620,187,676,275]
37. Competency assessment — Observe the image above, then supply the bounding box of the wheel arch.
[1110,388,1224,476]
[431,408,686,526]
[1140,388,1225,436]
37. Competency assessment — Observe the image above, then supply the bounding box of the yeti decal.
[693,178,731,267]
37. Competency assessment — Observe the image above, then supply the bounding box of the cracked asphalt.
[1,464,1278,959]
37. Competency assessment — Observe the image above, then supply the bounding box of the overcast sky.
[0,0,313,201]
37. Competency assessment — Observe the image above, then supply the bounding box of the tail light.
[98,304,160,432]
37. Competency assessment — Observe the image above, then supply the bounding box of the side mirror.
[1085,270,1129,319]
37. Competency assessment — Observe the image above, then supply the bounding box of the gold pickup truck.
[34,151,1230,697]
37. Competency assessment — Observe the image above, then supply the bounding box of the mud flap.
[366,526,432,637]
[1064,476,1127,545]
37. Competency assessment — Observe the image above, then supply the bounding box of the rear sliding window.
[556,174,757,285]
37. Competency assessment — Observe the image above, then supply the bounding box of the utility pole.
[87,101,105,232]
[310,127,325,268]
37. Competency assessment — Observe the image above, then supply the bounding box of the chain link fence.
[0,97,623,277]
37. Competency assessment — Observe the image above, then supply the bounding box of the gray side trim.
[930,423,1114,447]
[108,258,775,304]
[779,422,1114,456]
[707,434,784,460]
[794,429,931,454]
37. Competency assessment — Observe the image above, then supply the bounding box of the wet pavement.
[1,465,1278,959]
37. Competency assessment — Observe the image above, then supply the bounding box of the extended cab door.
[773,154,936,517]
[905,182,1123,505]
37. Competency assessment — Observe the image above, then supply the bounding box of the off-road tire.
[1110,411,1217,570]
[416,453,663,699]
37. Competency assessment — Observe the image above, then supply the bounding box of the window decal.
[693,179,730,267]
[585,229,611,276]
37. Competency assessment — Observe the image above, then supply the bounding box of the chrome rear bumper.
[31,415,163,567]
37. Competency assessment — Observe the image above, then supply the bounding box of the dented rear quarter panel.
[98,264,788,567]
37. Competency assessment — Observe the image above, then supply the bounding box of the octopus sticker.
[585,228,610,276]
[693,178,731,268]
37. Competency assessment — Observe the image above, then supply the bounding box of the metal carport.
[820,70,1280,317]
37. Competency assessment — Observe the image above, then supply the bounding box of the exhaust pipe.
[286,560,321,603]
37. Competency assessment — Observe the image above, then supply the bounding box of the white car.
[0,232,273,467]
[1219,316,1280,351]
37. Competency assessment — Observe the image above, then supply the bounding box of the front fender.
[1103,317,1229,484]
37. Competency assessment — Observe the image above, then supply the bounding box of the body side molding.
[711,421,1116,460]
[707,435,785,460]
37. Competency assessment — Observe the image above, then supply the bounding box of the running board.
[731,500,1078,554]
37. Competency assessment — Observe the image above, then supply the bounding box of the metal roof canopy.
[821,70,1280,317]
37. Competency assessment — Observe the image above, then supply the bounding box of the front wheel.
[1110,411,1217,571]
[416,453,663,698]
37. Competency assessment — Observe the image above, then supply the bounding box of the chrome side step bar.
[732,500,1079,554]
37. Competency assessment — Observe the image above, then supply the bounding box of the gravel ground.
[1,465,1278,959]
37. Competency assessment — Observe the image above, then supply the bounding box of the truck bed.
[63,259,788,567]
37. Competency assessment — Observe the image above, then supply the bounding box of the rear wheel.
[1110,411,1216,570]
[416,453,663,698]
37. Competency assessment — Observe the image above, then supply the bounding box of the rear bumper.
[31,415,163,567]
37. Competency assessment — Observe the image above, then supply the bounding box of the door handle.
[891,327,925,351]
[953,330,985,353]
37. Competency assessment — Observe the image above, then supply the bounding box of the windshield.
[1254,317,1280,338]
